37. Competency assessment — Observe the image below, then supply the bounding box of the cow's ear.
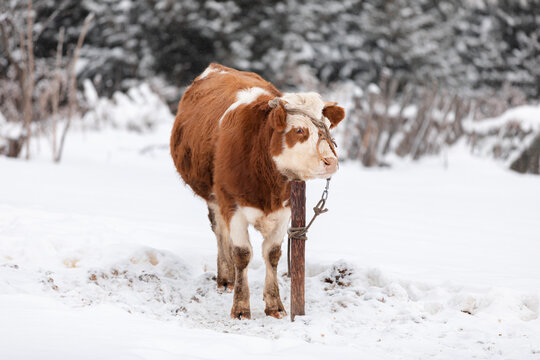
[323,102,345,129]
[267,98,288,132]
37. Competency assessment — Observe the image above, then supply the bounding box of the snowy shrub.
[0,1,94,161]
[0,111,26,158]
[82,81,174,132]
[341,75,472,166]
[340,72,539,174]
[466,105,540,174]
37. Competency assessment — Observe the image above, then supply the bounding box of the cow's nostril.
[323,157,337,167]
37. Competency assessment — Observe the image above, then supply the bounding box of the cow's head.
[267,92,345,180]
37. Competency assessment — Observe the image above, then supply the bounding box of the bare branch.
[23,0,35,160]
[55,12,94,163]
[51,26,64,159]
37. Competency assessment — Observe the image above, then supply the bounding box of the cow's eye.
[296,128,304,134]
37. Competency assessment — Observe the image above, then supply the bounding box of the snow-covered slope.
[1,125,539,359]
[464,104,540,171]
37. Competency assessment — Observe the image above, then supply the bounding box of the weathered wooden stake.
[290,180,306,321]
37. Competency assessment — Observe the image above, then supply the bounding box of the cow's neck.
[247,118,290,213]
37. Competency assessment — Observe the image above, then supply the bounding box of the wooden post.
[290,180,306,321]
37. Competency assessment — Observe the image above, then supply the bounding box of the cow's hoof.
[217,283,234,294]
[265,309,287,319]
[230,309,251,320]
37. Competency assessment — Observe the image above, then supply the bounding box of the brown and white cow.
[170,63,345,319]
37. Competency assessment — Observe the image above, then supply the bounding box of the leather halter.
[268,99,338,165]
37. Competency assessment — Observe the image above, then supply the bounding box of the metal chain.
[287,178,331,276]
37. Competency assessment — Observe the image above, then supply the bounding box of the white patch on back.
[198,65,228,80]
[218,87,270,126]
[198,66,218,80]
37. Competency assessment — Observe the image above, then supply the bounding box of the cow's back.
[170,64,281,200]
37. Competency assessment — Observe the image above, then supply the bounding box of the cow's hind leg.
[207,202,235,293]
[229,209,252,319]
[259,208,289,319]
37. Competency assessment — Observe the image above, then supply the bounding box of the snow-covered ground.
[1,124,539,359]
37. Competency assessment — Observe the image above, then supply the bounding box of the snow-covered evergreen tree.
[3,0,539,99]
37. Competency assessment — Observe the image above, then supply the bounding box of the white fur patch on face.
[281,92,325,118]
[272,92,338,180]
[219,87,270,126]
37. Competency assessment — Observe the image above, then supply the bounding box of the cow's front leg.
[261,208,290,319]
[229,210,252,319]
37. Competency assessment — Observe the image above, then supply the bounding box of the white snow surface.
[1,124,539,359]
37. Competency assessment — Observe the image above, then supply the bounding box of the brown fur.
[232,247,251,270]
[323,105,346,129]
[269,105,288,157]
[216,232,235,290]
[207,206,217,233]
[263,245,286,316]
[231,246,252,319]
[285,127,310,148]
[170,63,281,201]
[214,100,291,224]
[267,245,282,268]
